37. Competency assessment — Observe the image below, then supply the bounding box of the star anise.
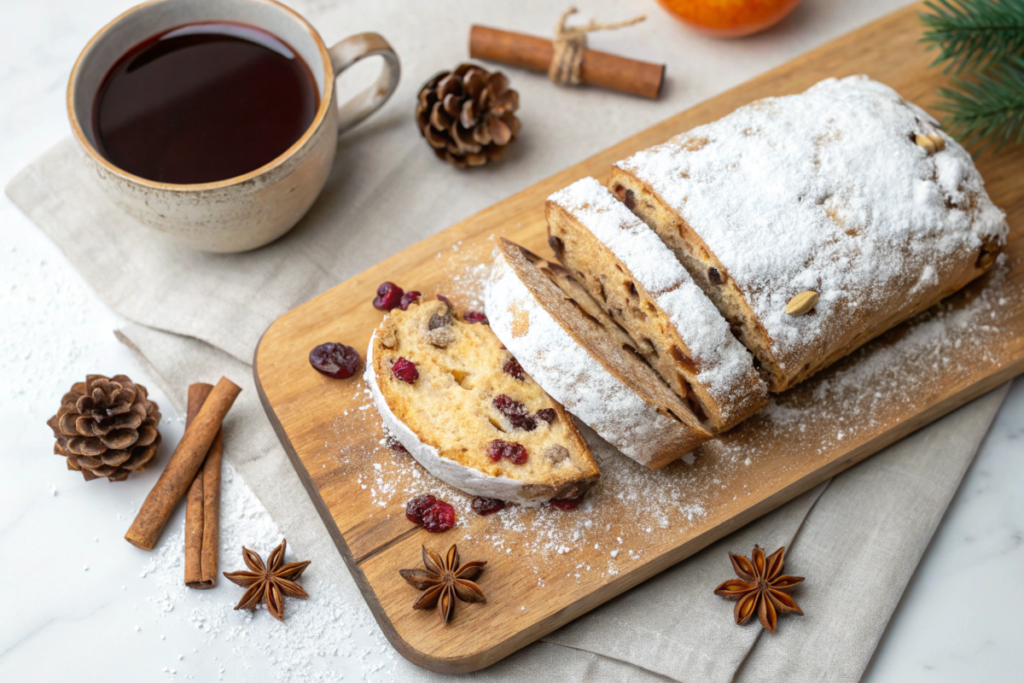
[223,539,311,621]
[399,544,486,625]
[714,545,803,633]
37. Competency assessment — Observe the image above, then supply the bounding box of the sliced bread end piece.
[365,297,599,505]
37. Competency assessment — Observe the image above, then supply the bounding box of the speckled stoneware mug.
[67,0,400,253]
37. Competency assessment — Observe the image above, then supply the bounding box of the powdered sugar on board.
[332,382,711,580]
[548,177,764,414]
[705,257,1019,473]
[334,248,1019,583]
[617,75,1009,374]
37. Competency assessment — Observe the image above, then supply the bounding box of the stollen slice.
[487,238,711,470]
[365,296,599,505]
[546,176,768,432]
[610,75,1008,392]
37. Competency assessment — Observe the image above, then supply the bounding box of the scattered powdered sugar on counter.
[140,463,399,682]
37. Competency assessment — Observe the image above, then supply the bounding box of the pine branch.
[934,54,1024,154]
[920,0,1024,74]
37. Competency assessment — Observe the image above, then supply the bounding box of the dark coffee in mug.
[92,22,319,184]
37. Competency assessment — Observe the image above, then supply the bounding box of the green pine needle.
[920,0,1024,75]
[934,54,1024,154]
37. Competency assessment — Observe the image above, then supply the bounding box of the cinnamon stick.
[125,377,240,551]
[183,383,223,588]
[469,25,664,99]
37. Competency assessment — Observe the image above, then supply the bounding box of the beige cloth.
[7,1,1005,679]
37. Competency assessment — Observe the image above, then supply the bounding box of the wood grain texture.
[254,4,1024,673]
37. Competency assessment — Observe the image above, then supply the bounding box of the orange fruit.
[658,0,803,37]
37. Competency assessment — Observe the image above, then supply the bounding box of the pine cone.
[46,374,162,482]
[416,63,520,168]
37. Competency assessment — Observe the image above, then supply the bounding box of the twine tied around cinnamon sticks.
[548,7,646,86]
[469,13,663,99]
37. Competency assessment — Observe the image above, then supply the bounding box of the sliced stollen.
[365,296,599,505]
[486,238,712,469]
[610,75,1009,392]
[546,177,768,433]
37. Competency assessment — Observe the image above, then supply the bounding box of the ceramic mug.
[67,0,400,253]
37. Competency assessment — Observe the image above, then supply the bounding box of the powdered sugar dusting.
[548,177,765,417]
[618,75,1008,376]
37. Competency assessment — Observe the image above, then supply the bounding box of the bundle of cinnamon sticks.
[125,377,241,588]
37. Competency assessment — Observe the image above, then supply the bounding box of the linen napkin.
[7,0,1006,678]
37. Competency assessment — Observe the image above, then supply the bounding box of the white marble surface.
[1,0,1022,681]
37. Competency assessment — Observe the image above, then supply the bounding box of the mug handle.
[327,33,400,137]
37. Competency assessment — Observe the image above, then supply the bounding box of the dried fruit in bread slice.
[610,75,1008,392]
[486,238,711,469]
[364,296,599,504]
[546,177,767,432]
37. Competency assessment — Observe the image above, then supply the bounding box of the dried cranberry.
[472,496,506,515]
[373,282,404,310]
[399,291,421,310]
[550,495,585,510]
[385,435,408,453]
[405,494,437,524]
[487,440,504,462]
[436,294,450,303]
[493,394,536,431]
[503,358,525,380]
[464,311,489,325]
[535,408,557,424]
[421,500,456,532]
[308,343,361,379]
[488,439,528,465]
[391,357,419,383]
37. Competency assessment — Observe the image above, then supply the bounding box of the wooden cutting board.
[254,3,1024,673]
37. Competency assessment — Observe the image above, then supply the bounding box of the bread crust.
[487,238,711,469]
